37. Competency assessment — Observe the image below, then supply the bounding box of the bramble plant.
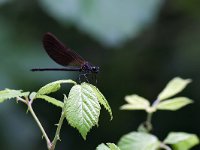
[97,77,199,150]
[0,77,199,150]
[0,80,112,150]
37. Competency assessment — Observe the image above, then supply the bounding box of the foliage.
[118,132,160,150]
[96,143,120,150]
[164,132,199,150]
[98,77,199,150]
[157,77,192,101]
[0,80,112,150]
[120,77,193,112]
[65,82,112,139]
[0,77,199,150]
[0,89,29,103]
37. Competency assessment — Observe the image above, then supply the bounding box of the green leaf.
[96,143,110,150]
[29,92,37,100]
[157,97,193,111]
[37,82,60,95]
[88,83,113,120]
[164,132,199,150]
[65,83,101,139]
[120,94,150,111]
[36,95,64,108]
[118,132,160,150]
[0,89,29,103]
[37,79,76,95]
[96,143,120,150]
[98,143,120,150]
[107,143,120,150]
[157,77,192,101]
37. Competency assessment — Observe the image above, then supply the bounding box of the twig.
[16,97,27,104]
[50,110,65,150]
[27,101,52,149]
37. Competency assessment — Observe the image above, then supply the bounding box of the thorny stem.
[25,98,52,149]
[17,96,66,150]
[50,110,65,150]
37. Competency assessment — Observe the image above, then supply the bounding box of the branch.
[27,101,52,149]
[50,110,65,150]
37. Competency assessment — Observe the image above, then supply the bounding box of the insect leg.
[83,73,90,83]
[78,73,84,84]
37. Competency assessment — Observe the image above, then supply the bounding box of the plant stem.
[27,101,52,149]
[50,110,65,150]
[145,112,153,132]
[147,112,153,123]
[144,99,161,132]
[17,97,27,104]
[160,143,172,150]
[152,99,160,107]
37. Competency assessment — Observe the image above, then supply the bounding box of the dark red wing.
[43,32,85,66]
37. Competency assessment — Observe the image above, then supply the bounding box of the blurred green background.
[0,0,199,149]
